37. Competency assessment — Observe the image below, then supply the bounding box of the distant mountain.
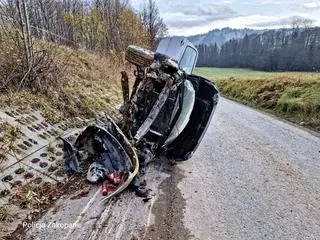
[186,27,266,46]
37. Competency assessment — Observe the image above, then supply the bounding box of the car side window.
[179,46,197,74]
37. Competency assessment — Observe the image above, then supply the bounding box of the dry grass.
[0,123,22,165]
[0,33,65,93]
[195,68,320,132]
[0,205,16,222]
[0,44,129,239]
[0,45,125,124]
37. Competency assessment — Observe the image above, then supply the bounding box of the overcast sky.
[130,0,320,36]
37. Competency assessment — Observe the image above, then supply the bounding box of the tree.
[0,0,151,91]
[196,27,320,72]
[140,0,167,48]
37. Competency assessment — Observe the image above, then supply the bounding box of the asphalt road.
[26,98,320,240]
[175,98,320,240]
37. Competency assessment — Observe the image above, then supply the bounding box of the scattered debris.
[140,178,147,186]
[143,197,152,203]
[63,120,140,201]
[62,41,219,201]
[0,38,220,238]
[135,186,148,198]
[86,162,108,183]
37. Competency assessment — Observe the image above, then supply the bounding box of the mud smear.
[145,162,195,240]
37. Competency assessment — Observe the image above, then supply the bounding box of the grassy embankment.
[0,46,126,229]
[195,68,320,132]
[0,46,124,124]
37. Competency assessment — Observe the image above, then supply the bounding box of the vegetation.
[196,27,320,71]
[0,206,11,222]
[0,0,166,236]
[0,0,151,53]
[140,0,168,49]
[0,0,167,122]
[195,68,320,131]
[0,123,22,165]
[0,46,124,123]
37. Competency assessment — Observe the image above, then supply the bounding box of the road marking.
[115,199,133,240]
[63,188,101,240]
[143,197,156,239]
[89,201,112,240]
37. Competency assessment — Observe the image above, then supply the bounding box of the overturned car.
[65,37,219,200]
[122,37,219,163]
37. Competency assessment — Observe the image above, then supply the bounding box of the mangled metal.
[123,40,219,162]
[64,38,219,200]
[133,71,175,142]
[64,118,139,200]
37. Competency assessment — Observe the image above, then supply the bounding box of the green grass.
[195,67,320,132]
[194,67,320,80]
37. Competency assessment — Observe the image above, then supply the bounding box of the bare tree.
[0,0,150,86]
[291,17,313,30]
[140,0,167,48]
[0,0,64,91]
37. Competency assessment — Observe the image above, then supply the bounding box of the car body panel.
[166,74,219,160]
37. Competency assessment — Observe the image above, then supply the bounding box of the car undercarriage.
[64,38,219,200]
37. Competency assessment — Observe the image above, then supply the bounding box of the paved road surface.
[177,98,320,240]
[27,98,320,240]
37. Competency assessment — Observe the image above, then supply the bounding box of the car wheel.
[125,45,155,67]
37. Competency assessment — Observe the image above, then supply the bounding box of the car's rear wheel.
[125,45,155,67]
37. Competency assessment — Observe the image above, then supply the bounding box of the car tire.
[125,45,155,67]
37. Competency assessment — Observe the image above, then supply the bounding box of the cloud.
[301,2,320,9]
[247,16,316,28]
[163,3,241,30]
[221,0,233,4]
[130,0,320,36]
[260,0,282,5]
[293,2,320,12]
[168,14,266,36]
[172,3,238,17]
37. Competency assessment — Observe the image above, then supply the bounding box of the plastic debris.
[63,119,139,200]
[135,186,148,198]
[63,138,80,173]
[86,163,107,183]
[143,197,152,203]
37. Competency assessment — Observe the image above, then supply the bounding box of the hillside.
[195,68,320,132]
[186,28,265,47]
[0,46,123,124]
[196,27,320,71]
[0,0,167,124]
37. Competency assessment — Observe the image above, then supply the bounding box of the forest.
[196,27,320,71]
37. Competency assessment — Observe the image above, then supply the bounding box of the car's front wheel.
[125,45,155,67]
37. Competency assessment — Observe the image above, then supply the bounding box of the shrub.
[0,31,66,93]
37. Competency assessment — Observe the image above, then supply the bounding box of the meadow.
[194,68,320,132]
